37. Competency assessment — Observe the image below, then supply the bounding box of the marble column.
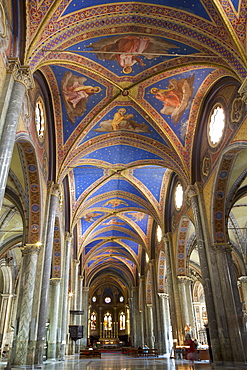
[177,276,195,337]
[81,287,89,348]
[0,59,33,214]
[131,287,142,347]
[0,293,13,351]
[212,243,245,362]
[128,297,134,345]
[35,183,61,365]
[158,293,172,354]
[60,232,72,360]
[150,259,164,353]
[76,275,84,325]
[146,304,154,348]
[164,233,183,344]
[186,184,246,363]
[6,244,41,368]
[47,278,61,360]
[139,277,145,347]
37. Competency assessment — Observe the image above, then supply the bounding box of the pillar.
[146,304,154,348]
[60,232,72,360]
[35,183,61,364]
[6,244,41,368]
[47,278,61,360]
[150,259,163,353]
[0,59,33,213]
[81,287,89,348]
[186,184,246,363]
[164,233,183,344]
[177,276,195,338]
[139,277,145,347]
[158,293,172,354]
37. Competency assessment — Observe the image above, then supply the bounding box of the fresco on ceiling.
[62,71,101,124]
[94,218,139,234]
[92,229,138,239]
[62,0,211,21]
[86,197,146,211]
[94,108,151,133]
[52,66,105,142]
[83,212,104,223]
[125,211,149,234]
[80,107,168,146]
[87,179,148,202]
[82,145,167,163]
[69,36,199,77]
[132,166,166,202]
[86,34,178,74]
[74,166,105,200]
[145,68,215,144]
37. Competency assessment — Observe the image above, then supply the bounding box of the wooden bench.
[80,349,101,358]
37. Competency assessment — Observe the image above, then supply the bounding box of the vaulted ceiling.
[23,0,246,288]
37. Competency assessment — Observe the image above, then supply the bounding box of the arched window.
[119,311,125,330]
[91,312,97,331]
[103,311,112,330]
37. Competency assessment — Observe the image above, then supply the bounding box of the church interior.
[0,0,247,368]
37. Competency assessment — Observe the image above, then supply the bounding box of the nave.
[0,353,245,370]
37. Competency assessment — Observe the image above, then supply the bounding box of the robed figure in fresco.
[62,71,101,123]
[150,75,195,124]
[87,34,178,73]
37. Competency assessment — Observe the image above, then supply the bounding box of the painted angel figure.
[61,71,101,123]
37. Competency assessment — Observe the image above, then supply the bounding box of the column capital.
[7,58,34,89]
[177,275,193,284]
[239,276,247,284]
[51,183,61,198]
[212,243,233,253]
[157,292,169,299]
[21,243,41,255]
[163,232,172,243]
[50,278,61,285]
[65,232,73,242]
[79,275,84,281]
[73,259,80,266]
[238,76,247,104]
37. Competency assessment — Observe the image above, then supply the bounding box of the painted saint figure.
[87,34,178,73]
[61,71,101,123]
[150,75,195,124]
[94,108,151,133]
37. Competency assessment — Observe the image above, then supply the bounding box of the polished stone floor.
[0,353,246,369]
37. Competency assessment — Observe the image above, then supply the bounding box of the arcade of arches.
[0,0,247,368]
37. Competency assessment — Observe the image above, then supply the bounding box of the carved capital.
[157,292,169,299]
[239,276,247,284]
[50,278,61,285]
[238,76,247,104]
[177,275,193,284]
[65,232,73,242]
[51,183,61,198]
[7,58,34,89]
[212,243,232,253]
[21,243,41,256]
[73,259,80,267]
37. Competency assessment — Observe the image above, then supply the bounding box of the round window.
[92,296,96,302]
[105,297,111,303]
[208,104,225,147]
[119,296,124,302]
[175,183,183,210]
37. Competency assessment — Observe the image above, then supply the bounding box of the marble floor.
[0,354,246,370]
